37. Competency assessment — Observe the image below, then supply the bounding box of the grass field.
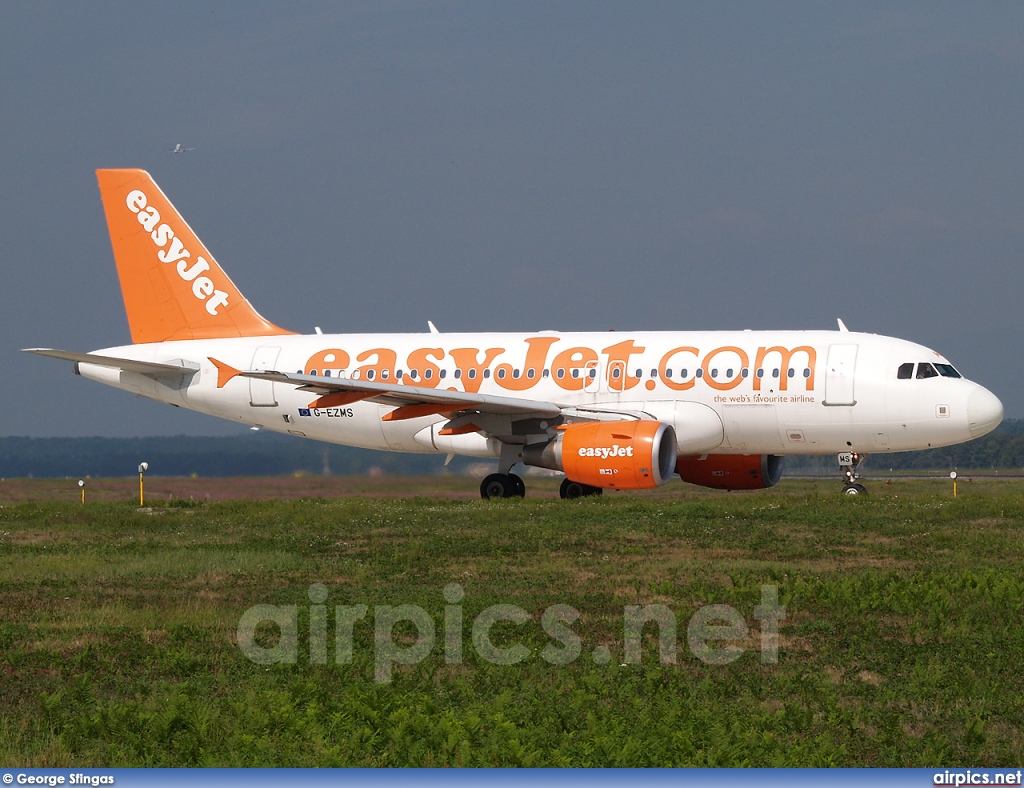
[1,477,1023,766]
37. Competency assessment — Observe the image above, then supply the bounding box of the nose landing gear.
[839,450,867,495]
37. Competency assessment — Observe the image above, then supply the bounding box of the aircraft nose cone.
[967,386,1004,437]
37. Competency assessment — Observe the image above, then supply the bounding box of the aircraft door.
[824,344,858,406]
[249,346,281,407]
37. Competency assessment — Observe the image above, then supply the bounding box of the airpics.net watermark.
[236,584,786,683]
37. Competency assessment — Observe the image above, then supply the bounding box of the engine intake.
[676,454,784,490]
[524,420,677,490]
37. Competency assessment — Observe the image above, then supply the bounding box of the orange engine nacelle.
[675,454,784,490]
[523,421,678,490]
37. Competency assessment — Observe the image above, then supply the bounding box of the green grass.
[1,479,1023,766]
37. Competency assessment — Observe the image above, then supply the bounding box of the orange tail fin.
[96,169,294,344]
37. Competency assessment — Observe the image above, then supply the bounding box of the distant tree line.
[1,420,1022,478]
[0,432,469,479]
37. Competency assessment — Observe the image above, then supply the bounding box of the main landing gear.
[559,478,603,499]
[480,473,525,499]
[839,450,868,495]
[478,473,604,500]
[478,444,602,500]
[480,444,530,500]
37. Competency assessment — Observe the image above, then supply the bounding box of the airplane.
[169,144,194,154]
[25,169,1005,499]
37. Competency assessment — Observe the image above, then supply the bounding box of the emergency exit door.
[823,344,858,406]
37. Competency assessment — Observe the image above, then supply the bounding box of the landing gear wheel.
[560,478,585,499]
[842,483,868,495]
[507,473,526,498]
[481,473,510,500]
[480,473,526,499]
[559,479,603,499]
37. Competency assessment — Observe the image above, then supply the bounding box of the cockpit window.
[935,364,962,379]
[916,363,939,379]
[897,363,914,379]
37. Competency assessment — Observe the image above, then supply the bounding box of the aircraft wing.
[23,348,199,381]
[210,358,564,420]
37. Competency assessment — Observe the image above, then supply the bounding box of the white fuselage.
[77,329,1003,461]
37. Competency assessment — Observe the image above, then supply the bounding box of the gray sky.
[3,2,1022,437]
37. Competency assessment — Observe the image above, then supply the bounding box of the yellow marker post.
[950,471,958,498]
[138,462,149,507]
[78,479,85,504]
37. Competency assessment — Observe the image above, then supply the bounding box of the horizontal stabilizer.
[23,348,200,381]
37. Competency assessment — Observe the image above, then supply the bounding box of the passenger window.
[557,368,565,379]
[424,369,432,380]
[612,367,622,379]
[396,370,403,379]
[916,363,938,379]
[439,369,447,379]
[936,364,962,379]
[664,369,671,379]
[409,369,418,379]
[651,368,658,378]
[635,369,643,379]
[527,369,535,379]
[897,363,914,379]
[497,369,506,380]
[468,369,477,380]
[484,369,491,379]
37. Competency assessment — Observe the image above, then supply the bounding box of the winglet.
[382,404,456,422]
[209,357,241,388]
[438,423,481,436]
[309,392,371,408]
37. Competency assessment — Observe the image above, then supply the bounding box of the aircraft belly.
[722,404,784,453]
